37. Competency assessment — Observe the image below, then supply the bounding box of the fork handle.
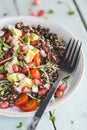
[28,76,62,130]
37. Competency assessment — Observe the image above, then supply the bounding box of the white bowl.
[0,16,84,117]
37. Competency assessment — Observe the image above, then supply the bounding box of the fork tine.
[63,39,72,59]
[65,39,75,62]
[69,40,79,64]
[72,42,82,68]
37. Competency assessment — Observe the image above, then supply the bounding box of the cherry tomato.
[22,67,28,75]
[15,94,28,107]
[20,99,38,112]
[5,33,11,39]
[0,101,9,109]
[58,83,66,91]
[22,86,30,93]
[55,90,64,98]
[12,64,21,73]
[20,45,28,52]
[30,68,41,79]
[33,79,42,86]
[38,88,47,96]
[27,62,35,68]
[31,41,38,47]
[0,74,5,80]
[34,53,41,66]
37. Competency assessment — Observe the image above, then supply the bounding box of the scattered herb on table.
[16,122,23,128]
[48,9,55,14]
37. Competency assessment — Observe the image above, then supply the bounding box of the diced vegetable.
[10,28,22,36]
[30,33,39,42]
[7,73,19,82]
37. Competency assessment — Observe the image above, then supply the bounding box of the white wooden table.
[0,0,87,130]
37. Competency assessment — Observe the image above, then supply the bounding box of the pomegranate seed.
[38,88,47,96]
[30,11,37,16]
[12,64,21,73]
[33,0,40,5]
[27,62,35,68]
[20,45,28,52]
[0,101,9,109]
[37,10,45,17]
[22,86,30,93]
[0,74,5,80]
[55,90,64,98]
[18,54,24,61]
[22,67,28,75]
[33,79,42,86]
[58,83,67,91]
[31,41,38,47]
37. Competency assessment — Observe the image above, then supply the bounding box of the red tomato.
[22,67,28,75]
[0,74,5,80]
[5,33,11,39]
[38,88,47,96]
[20,99,38,112]
[58,84,66,91]
[55,90,64,98]
[22,33,30,37]
[12,64,21,73]
[15,94,28,107]
[27,62,35,68]
[31,41,38,47]
[0,101,9,109]
[33,79,42,86]
[30,68,41,79]
[20,45,28,52]
[22,86,30,93]
[37,10,45,17]
[34,53,41,66]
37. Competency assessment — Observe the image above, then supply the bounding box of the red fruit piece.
[38,88,47,96]
[33,79,42,86]
[22,86,30,93]
[33,0,40,5]
[37,10,45,17]
[27,62,35,68]
[55,90,64,98]
[31,41,38,47]
[20,45,28,52]
[0,101,9,109]
[12,64,21,73]
[22,67,28,75]
[0,74,5,80]
[58,83,67,91]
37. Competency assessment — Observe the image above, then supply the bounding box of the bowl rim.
[0,16,85,117]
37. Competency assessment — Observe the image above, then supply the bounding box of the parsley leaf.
[48,9,55,14]
[16,122,23,128]
[49,113,56,122]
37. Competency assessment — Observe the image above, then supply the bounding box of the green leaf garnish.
[48,9,55,14]
[49,114,56,122]
[16,122,23,128]
[46,61,52,67]
[0,65,5,73]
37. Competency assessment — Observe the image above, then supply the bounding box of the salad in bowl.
[0,16,84,117]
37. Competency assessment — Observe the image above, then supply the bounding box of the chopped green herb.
[37,97,41,104]
[67,4,75,15]
[1,90,4,95]
[46,61,52,67]
[0,65,5,73]
[48,9,55,14]
[16,122,23,128]
[17,48,21,53]
[68,9,75,15]
[19,61,26,67]
[49,113,56,122]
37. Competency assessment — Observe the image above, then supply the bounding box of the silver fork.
[27,39,82,130]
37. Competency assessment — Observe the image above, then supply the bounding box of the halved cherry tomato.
[20,99,38,112]
[15,94,28,107]
[34,53,41,66]
[5,33,11,39]
[33,79,42,86]
[30,68,41,79]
